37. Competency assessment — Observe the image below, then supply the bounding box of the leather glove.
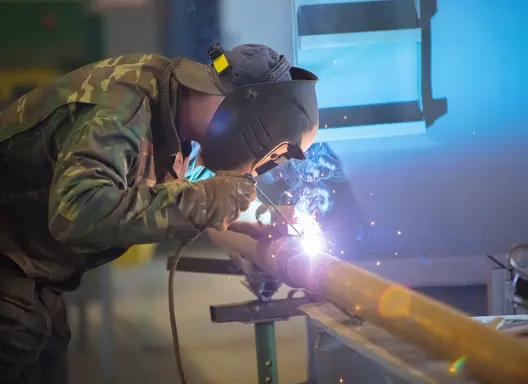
[256,204,296,236]
[228,204,297,240]
[178,171,256,231]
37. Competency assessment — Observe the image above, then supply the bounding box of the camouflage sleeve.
[48,100,200,252]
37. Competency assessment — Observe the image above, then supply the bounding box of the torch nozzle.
[244,173,304,239]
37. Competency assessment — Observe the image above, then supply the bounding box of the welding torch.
[244,173,304,239]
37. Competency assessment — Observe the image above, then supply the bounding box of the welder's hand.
[228,204,297,241]
[227,222,275,241]
[256,204,297,236]
[228,252,278,284]
[178,171,257,231]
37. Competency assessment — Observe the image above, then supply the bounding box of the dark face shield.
[200,68,319,174]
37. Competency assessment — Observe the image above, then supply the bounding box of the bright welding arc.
[256,185,324,257]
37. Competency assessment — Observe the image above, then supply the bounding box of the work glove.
[178,171,257,231]
[228,204,297,241]
[256,204,297,236]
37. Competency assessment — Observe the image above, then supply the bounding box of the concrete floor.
[67,256,309,384]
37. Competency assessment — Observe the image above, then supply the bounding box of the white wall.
[219,0,295,60]
[92,0,161,56]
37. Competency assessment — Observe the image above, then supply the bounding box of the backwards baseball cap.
[173,43,294,95]
[174,43,319,175]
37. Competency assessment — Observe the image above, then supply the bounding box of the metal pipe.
[207,230,528,384]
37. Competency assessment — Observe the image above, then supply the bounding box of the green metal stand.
[206,272,314,384]
[255,322,279,384]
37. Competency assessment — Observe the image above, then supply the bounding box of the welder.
[0,43,319,383]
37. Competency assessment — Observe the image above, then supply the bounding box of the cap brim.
[173,57,224,96]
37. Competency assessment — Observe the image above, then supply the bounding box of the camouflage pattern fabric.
[1,54,167,141]
[0,54,204,282]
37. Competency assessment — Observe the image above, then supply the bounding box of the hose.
[168,241,189,384]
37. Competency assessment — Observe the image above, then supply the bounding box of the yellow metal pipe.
[208,230,528,383]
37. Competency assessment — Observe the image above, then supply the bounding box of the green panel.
[0,1,89,67]
[86,12,105,64]
[0,2,104,106]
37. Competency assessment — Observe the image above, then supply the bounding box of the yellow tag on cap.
[213,54,229,73]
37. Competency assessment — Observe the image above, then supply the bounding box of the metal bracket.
[241,278,282,302]
[210,295,315,324]
[166,256,243,275]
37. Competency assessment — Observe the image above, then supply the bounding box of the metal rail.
[207,229,528,384]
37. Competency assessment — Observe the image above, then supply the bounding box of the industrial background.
[1,0,527,383]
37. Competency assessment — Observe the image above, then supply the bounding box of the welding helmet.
[174,43,319,174]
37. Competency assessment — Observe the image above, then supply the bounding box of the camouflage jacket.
[0,54,207,282]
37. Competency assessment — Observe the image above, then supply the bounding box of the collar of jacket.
[151,61,192,160]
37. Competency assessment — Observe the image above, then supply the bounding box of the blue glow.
[217,0,528,260]
[261,143,353,255]
[265,143,348,217]
[287,1,528,260]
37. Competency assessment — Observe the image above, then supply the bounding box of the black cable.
[487,254,508,270]
[168,241,188,384]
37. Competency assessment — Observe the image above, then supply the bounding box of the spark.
[295,213,325,257]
